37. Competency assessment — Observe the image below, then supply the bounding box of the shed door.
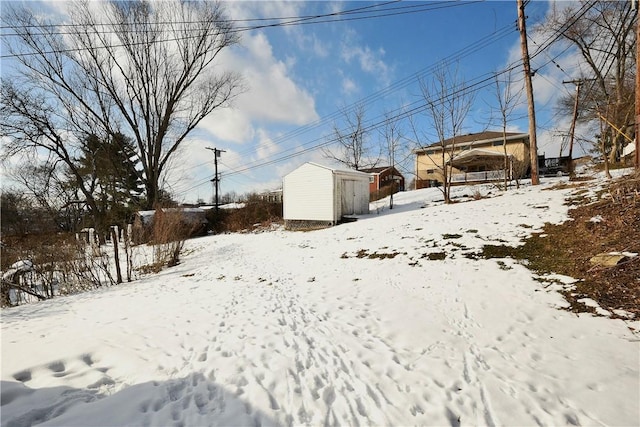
[341,180,356,215]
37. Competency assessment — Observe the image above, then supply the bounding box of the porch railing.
[450,170,506,183]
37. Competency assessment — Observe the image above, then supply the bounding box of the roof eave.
[414,133,529,154]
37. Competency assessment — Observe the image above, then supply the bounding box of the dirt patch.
[341,249,404,260]
[483,171,640,318]
[442,233,463,240]
[424,252,447,261]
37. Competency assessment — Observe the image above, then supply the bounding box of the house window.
[369,176,374,183]
[492,141,503,146]
[426,150,436,155]
[426,169,436,174]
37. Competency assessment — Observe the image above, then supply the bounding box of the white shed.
[283,162,370,229]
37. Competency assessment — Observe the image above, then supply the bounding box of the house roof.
[448,148,512,167]
[359,166,394,174]
[414,131,529,153]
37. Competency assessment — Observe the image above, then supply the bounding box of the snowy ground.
[2,176,639,427]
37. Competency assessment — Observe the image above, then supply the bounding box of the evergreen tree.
[76,133,144,228]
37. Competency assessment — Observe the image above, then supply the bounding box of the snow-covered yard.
[2,177,638,426]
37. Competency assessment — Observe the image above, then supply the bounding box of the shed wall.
[335,173,370,217]
[283,164,335,222]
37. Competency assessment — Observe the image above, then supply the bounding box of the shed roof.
[298,162,370,178]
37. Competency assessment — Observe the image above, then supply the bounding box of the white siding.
[283,163,370,224]
[335,171,370,217]
[283,163,335,222]
[354,178,370,214]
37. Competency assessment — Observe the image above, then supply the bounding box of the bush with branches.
[1,233,116,307]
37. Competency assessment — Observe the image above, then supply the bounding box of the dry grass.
[149,209,195,267]
[483,171,640,318]
[1,233,116,306]
[209,200,282,233]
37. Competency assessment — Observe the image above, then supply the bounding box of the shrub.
[207,199,283,233]
[1,233,115,307]
[149,209,195,267]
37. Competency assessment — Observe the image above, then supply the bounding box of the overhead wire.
[174,17,518,176]
[0,1,483,59]
[0,1,472,32]
[1,0,494,196]
[182,61,526,193]
[217,1,597,179]
[180,0,598,193]
[2,0,599,194]
[226,22,517,163]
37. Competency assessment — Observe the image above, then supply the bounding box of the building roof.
[414,131,529,153]
[359,166,391,174]
[303,162,371,178]
[448,148,512,167]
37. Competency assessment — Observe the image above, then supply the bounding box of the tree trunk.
[111,226,123,284]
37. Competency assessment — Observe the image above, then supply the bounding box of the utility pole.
[390,150,395,210]
[517,0,540,185]
[563,79,584,176]
[634,0,639,169]
[206,147,226,214]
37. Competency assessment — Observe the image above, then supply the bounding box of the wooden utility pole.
[206,147,226,213]
[563,80,584,176]
[635,0,639,169]
[517,0,540,185]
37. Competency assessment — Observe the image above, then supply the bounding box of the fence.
[450,170,506,183]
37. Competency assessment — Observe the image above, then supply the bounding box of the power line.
[212,2,597,182]
[208,64,525,183]
[3,0,599,195]
[180,20,518,177]
[0,1,401,31]
[181,0,598,195]
[0,1,483,59]
[225,23,517,163]
[0,1,469,32]
[231,1,595,167]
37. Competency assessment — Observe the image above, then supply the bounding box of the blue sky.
[2,1,587,204]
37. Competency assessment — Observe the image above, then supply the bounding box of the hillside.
[2,171,638,427]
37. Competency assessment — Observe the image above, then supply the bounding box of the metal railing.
[450,170,506,183]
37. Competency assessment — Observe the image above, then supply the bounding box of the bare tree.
[1,0,242,211]
[380,110,405,209]
[538,1,636,164]
[492,70,523,190]
[323,104,379,170]
[9,161,86,233]
[415,65,475,203]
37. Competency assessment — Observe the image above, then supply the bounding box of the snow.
[2,175,639,427]
[219,203,246,210]
[2,260,34,281]
[589,215,604,223]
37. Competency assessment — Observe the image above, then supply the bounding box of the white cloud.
[294,32,331,59]
[340,29,391,86]
[197,31,319,145]
[341,76,358,95]
[255,129,280,160]
[223,0,329,59]
[198,108,256,145]
[234,33,319,125]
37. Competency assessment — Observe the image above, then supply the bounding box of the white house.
[283,162,370,229]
